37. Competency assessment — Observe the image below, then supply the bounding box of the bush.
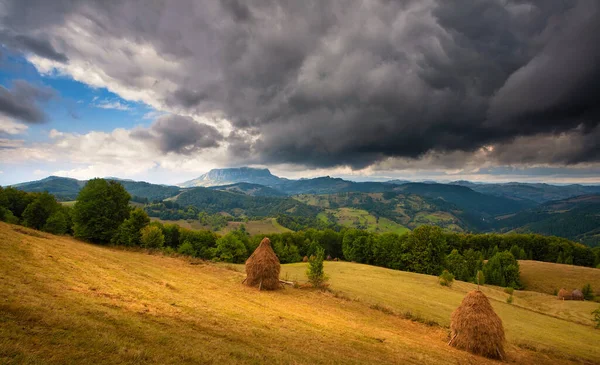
[504,287,514,295]
[43,210,69,234]
[140,225,165,249]
[214,232,248,263]
[307,247,327,288]
[593,307,600,329]
[177,241,195,256]
[439,270,454,287]
[112,208,150,246]
[582,283,594,301]
[506,295,513,304]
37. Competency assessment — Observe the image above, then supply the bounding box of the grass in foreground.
[0,222,586,364]
[281,261,600,364]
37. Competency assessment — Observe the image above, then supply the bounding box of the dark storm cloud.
[0,80,56,123]
[0,30,68,63]
[2,0,600,168]
[131,115,223,155]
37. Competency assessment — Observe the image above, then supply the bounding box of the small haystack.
[244,237,281,290]
[449,290,505,360]
[302,256,309,262]
[572,289,584,301]
[558,288,572,300]
[326,255,332,261]
[333,258,339,262]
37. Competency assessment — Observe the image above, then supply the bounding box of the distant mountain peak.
[178,167,283,188]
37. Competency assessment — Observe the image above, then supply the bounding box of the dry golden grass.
[0,222,595,364]
[519,260,600,296]
[282,261,600,364]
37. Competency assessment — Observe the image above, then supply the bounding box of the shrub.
[582,283,594,301]
[43,210,69,234]
[307,247,327,288]
[439,270,454,287]
[593,307,600,329]
[504,287,514,295]
[177,241,195,256]
[506,295,513,304]
[140,225,165,249]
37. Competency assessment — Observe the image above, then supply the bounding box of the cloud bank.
[1,0,599,176]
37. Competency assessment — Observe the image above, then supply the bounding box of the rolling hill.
[494,195,600,246]
[174,187,321,218]
[453,181,600,204]
[1,222,597,364]
[209,182,286,197]
[10,176,182,202]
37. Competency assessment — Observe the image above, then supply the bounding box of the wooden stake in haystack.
[244,237,281,290]
[449,290,505,360]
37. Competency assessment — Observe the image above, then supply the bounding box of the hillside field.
[519,260,600,297]
[1,222,599,364]
[150,217,291,236]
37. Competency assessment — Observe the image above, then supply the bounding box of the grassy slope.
[150,217,291,236]
[0,222,582,365]
[282,262,600,364]
[519,260,600,296]
[331,208,410,235]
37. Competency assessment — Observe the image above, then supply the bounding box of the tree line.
[2,179,599,289]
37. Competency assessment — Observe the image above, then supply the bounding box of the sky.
[1,0,599,186]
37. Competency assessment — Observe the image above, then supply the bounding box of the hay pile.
[244,237,281,290]
[558,288,572,300]
[572,289,584,301]
[302,256,309,262]
[449,290,505,359]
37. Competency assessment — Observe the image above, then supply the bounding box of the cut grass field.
[519,260,600,297]
[150,217,291,236]
[0,222,597,364]
[281,262,600,364]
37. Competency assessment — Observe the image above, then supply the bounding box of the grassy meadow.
[329,207,410,235]
[1,221,599,364]
[519,260,600,297]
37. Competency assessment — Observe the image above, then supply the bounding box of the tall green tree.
[73,179,131,243]
[140,225,165,249]
[404,226,447,275]
[445,249,468,281]
[214,232,248,263]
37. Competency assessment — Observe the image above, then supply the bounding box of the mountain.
[10,176,181,202]
[451,181,600,203]
[494,194,600,246]
[173,186,320,217]
[179,167,284,187]
[12,176,87,200]
[395,183,537,219]
[209,183,286,197]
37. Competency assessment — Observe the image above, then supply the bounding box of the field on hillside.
[519,260,600,297]
[329,207,410,234]
[150,217,291,236]
[281,262,600,364]
[1,222,593,365]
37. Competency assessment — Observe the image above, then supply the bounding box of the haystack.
[302,256,309,262]
[326,255,332,261]
[558,288,572,300]
[449,290,505,360]
[244,237,281,290]
[572,289,584,301]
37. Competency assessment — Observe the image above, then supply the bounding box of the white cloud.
[92,100,132,111]
[0,116,29,135]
